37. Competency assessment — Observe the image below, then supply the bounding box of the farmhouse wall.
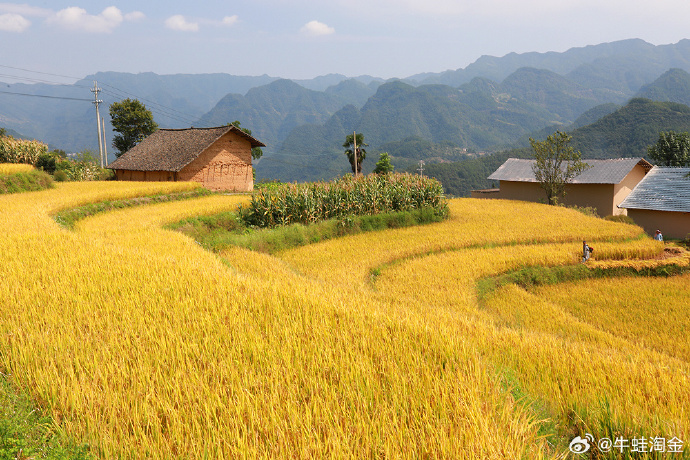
[484,181,618,217]
[612,165,647,216]
[562,183,615,217]
[495,181,543,202]
[626,209,690,240]
[114,170,174,181]
[470,188,501,199]
[179,132,253,192]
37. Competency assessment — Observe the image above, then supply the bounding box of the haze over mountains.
[3,38,690,185]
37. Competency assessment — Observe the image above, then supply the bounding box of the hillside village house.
[472,158,653,217]
[618,167,690,239]
[108,126,265,192]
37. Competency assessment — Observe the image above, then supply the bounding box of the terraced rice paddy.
[0,181,687,458]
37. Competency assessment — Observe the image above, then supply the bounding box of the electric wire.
[0,64,83,81]
[0,65,204,127]
[0,64,349,170]
[0,89,92,102]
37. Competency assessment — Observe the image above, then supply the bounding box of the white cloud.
[124,11,145,22]
[0,3,51,17]
[0,12,29,32]
[165,14,199,32]
[222,15,238,26]
[300,20,334,36]
[47,6,126,33]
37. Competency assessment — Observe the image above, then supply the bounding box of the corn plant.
[0,137,47,165]
[239,173,447,228]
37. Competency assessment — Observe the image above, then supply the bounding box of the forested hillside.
[570,98,690,158]
[196,79,350,149]
[635,68,690,106]
[417,97,690,196]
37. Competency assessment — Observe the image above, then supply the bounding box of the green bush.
[53,170,69,182]
[36,152,57,174]
[604,214,636,225]
[568,205,599,218]
[52,150,112,182]
[0,170,53,194]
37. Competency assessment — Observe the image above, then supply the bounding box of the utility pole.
[418,160,425,177]
[91,81,104,167]
[101,116,108,166]
[353,131,358,177]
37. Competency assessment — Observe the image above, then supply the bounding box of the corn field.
[0,136,47,165]
[0,184,688,459]
[239,173,447,227]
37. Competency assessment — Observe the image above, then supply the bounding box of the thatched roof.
[107,126,265,172]
[488,158,653,184]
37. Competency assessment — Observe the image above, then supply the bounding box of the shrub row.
[239,173,447,228]
[170,206,449,254]
[477,261,690,303]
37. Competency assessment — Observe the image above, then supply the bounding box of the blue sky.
[2,0,690,84]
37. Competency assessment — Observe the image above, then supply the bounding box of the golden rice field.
[1,181,688,459]
[0,163,35,174]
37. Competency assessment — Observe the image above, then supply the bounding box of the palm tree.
[343,132,368,175]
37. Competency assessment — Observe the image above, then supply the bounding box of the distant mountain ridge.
[2,38,690,172]
[407,39,690,89]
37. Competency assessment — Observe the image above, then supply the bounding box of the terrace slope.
[0,187,687,458]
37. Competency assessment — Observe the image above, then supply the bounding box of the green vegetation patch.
[239,173,448,228]
[477,261,690,303]
[53,189,215,229]
[0,170,53,194]
[0,375,92,459]
[168,206,449,254]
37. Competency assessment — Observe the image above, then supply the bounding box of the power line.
[0,64,83,82]
[0,73,92,87]
[99,87,200,127]
[0,89,92,102]
[0,64,203,127]
[98,83,201,125]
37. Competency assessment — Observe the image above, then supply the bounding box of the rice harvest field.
[1,181,688,459]
[0,163,35,175]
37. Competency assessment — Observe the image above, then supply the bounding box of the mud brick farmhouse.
[108,126,265,192]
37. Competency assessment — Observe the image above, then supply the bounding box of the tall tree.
[343,132,367,175]
[109,98,158,157]
[647,130,690,166]
[373,152,394,174]
[530,130,589,205]
[229,120,263,160]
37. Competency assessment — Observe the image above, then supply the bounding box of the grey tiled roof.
[488,158,652,184]
[619,167,690,212]
[108,126,265,172]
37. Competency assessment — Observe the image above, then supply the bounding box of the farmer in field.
[654,229,663,241]
[581,241,592,263]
